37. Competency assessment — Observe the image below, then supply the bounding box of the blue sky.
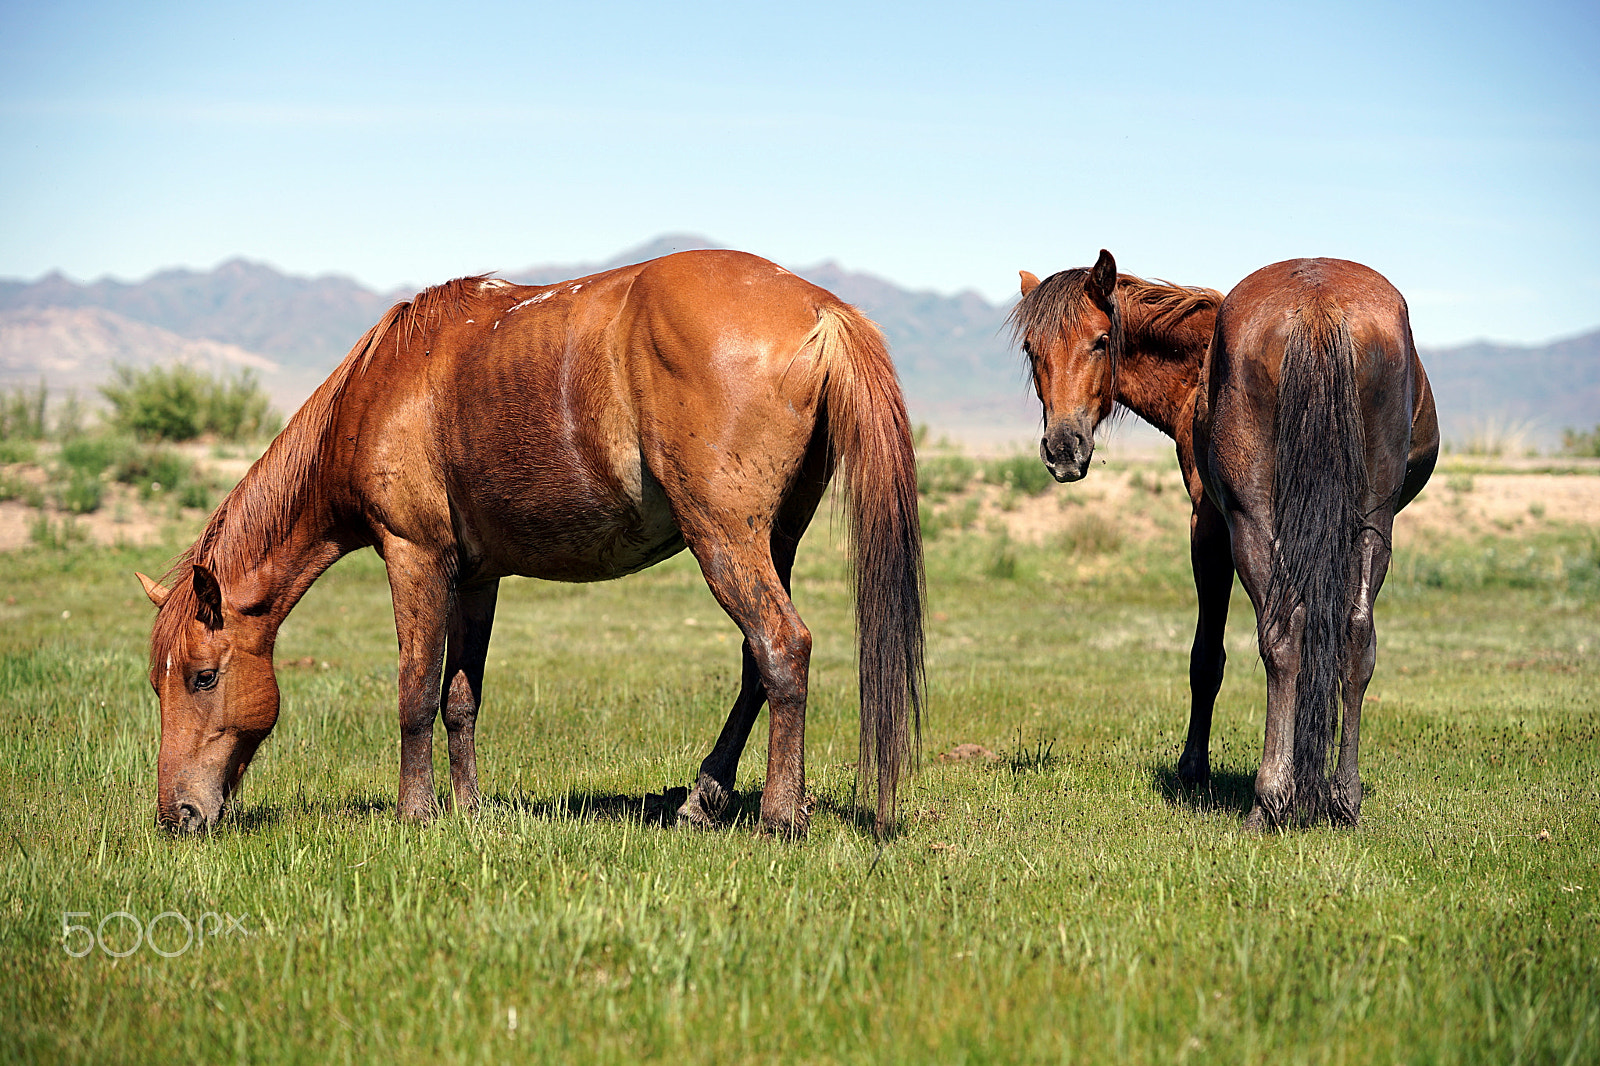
[2,0,1596,345]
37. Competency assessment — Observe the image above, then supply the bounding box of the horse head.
[139,565,280,833]
[1012,248,1121,482]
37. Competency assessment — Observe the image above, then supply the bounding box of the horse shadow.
[214,783,868,837]
[486,785,762,830]
[490,786,882,836]
[1146,763,1257,817]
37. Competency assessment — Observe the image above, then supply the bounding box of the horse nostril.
[176,802,204,832]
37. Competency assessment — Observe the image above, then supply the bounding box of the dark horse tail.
[1267,308,1367,823]
[810,304,926,837]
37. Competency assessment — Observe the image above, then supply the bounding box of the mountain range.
[2,235,1595,447]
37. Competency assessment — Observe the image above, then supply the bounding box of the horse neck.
[1116,308,1214,439]
[186,428,356,631]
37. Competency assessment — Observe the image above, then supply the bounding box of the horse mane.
[150,274,503,670]
[1006,267,1099,351]
[1115,276,1223,356]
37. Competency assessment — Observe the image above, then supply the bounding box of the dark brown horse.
[137,249,924,839]
[1012,251,1437,828]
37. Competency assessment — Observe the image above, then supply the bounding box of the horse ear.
[1019,270,1041,296]
[136,572,171,609]
[192,564,224,630]
[1088,249,1117,304]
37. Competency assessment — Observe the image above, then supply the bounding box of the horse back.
[328,251,844,580]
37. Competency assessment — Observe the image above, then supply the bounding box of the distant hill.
[0,259,403,369]
[2,237,1594,446]
[1417,331,1600,442]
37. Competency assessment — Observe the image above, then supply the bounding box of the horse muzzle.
[160,776,227,834]
[1041,422,1094,483]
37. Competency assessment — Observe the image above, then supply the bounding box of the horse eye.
[194,669,218,691]
[1093,334,1109,351]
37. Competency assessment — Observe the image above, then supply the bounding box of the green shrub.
[920,497,979,540]
[53,472,104,515]
[58,436,127,477]
[1560,424,1600,458]
[114,445,195,499]
[917,453,976,498]
[1056,512,1124,557]
[981,453,1055,497]
[985,532,1021,580]
[0,381,48,441]
[28,513,85,549]
[100,364,281,442]
[0,439,38,465]
[0,471,43,507]
[177,476,222,511]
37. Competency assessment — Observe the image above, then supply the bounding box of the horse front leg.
[1179,496,1234,788]
[442,579,499,815]
[384,540,452,823]
[1330,523,1391,825]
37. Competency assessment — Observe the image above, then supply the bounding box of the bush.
[1560,425,1600,458]
[100,364,281,442]
[54,472,104,515]
[29,513,85,549]
[114,446,195,499]
[1056,513,1123,557]
[0,471,43,507]
[0,439,38,465]
[981,453,1055,498]
[58,436,127,478]
[1,382,48,441]
[918,453,976,498]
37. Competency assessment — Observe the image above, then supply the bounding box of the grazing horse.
[1011,250,1437,827]
[137,249,924,839]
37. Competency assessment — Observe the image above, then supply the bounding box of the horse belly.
[456,452,685,582]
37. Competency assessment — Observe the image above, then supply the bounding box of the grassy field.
[0,456,1596,1064]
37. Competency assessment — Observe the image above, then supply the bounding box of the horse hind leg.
[441,579,499,814]
[1330,523,1391,825]
[678,458,825,832]
[1228,514,1304,831]
[669,518,814,839]
[678,525,804,828]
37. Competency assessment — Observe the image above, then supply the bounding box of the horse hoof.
[675,801,718,830]
[1330,791,1362,827]
[760,812,809,841]
[1241,806,1270,833]
[1177,756,1210,789]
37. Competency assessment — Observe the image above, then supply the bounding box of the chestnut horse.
[137,250,924,839]
[1012,251,1437,827]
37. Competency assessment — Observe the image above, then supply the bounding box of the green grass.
[1,503,1596,1064]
